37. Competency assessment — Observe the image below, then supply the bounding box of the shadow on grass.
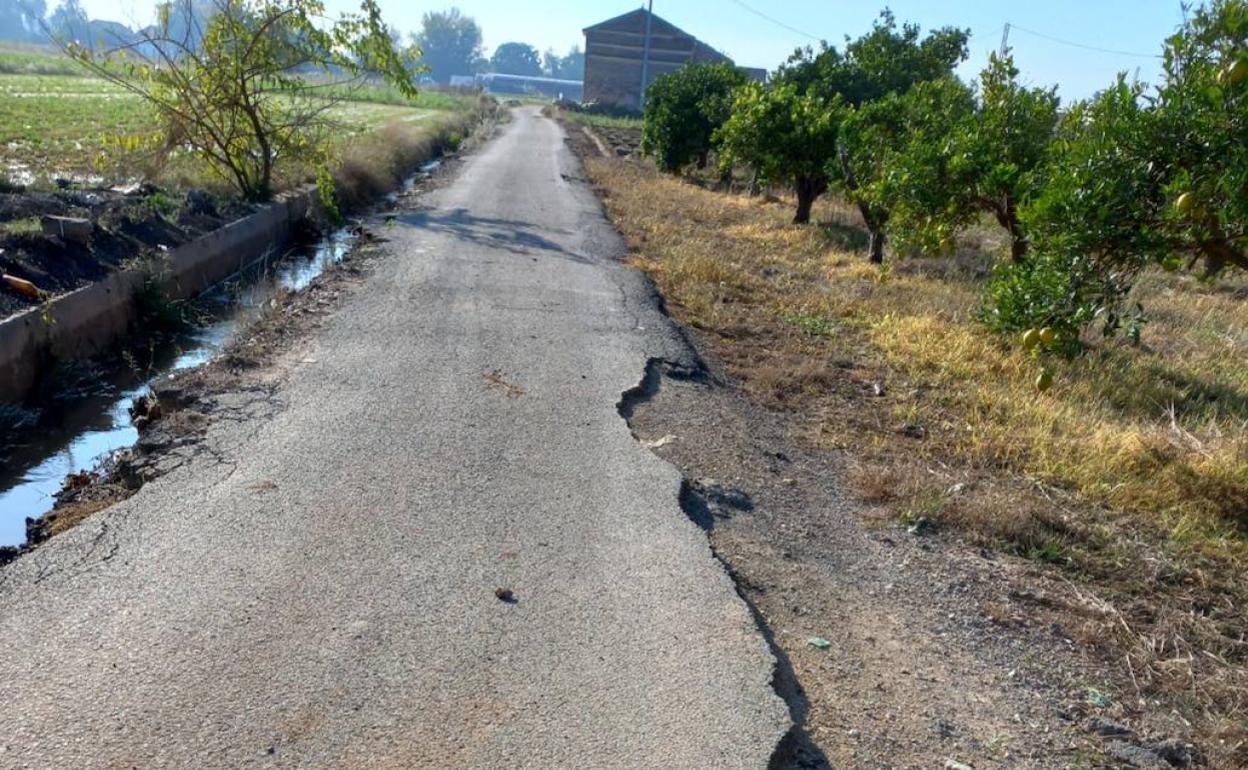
[1082,354,1248,425]
[819,221,869,253]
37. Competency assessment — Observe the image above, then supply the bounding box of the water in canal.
[0,228,357,546]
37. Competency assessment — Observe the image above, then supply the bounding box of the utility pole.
[639,0,654,111]
[999,22,1010,58]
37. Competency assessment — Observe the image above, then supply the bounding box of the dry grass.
[43,498,125,538]
[330,98,496,212]
[582,151,1248,764]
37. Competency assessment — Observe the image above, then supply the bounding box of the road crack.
[616,356,825,769]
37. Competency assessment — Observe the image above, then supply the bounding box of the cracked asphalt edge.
[556,118,819,765]
[578,165,799,763]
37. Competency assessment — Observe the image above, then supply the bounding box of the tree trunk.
[1009,236,1027,262]
[1198,237,1248,275]
[992,197,1027,262]
[852,197,887,264]
[839,145,887,262]
[793,174,827,225]
[868,228,885,264]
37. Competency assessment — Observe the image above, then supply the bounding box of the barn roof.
[583,8,687,36]
[583,8,731,63]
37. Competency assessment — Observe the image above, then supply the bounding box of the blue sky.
[79,0,1189,101]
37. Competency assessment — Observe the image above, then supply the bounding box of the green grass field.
[0,45,474,189]
[564,111,643,130]
[0,44,88,76]
[1,73,149,183]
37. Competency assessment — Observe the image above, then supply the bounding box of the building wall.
[583,12,731,111]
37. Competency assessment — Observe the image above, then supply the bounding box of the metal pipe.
[639,0,654,111]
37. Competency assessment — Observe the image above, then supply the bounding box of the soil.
[625,355,1203,770]
[0,185,253,318]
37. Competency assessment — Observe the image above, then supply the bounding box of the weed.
[142,190,179,218]
[331,111,480,213]
[784,313,835,338]
[0,217,41,235]
[132,271,193,335]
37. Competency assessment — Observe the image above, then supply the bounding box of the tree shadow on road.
[399,207,591,264]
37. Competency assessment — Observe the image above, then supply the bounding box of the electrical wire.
[1007,23,1162,59]
[724,0,824,43]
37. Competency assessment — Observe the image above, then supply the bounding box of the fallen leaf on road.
[640,434,677,449]
[484,370,525,399]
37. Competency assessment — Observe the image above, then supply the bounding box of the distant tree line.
[410,8,583,83]
[2,2,585,85]
[1,0,219,52]
[1,0,50,42]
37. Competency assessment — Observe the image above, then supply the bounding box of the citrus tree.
[836,95,906,263]
[641,62,748,173]
[842,76,974,262]
[991,0,1247,352]
[987,79,1170,349]
[715,81,842,224]
[889,53,1059,261]
[65,0,420,202]
[766,11,968,258]
[776,10,969,109]
[1026,0,1247,278]
[1150,0,1248,275]
[963,54,1060,261]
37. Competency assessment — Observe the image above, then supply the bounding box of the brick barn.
[582,8,744,111]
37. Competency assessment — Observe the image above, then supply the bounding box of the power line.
[1006,23,1162,59]
[724,0,823,43]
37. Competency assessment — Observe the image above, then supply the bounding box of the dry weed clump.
[333,110,482,213]
[581,152,1248,765]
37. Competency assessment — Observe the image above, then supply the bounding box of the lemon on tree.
[990,1,1246,355]
[1035,369,1054,392]
[1021,328,1041,349]
[1038,327,1056,345]
[1225,58,1247,86]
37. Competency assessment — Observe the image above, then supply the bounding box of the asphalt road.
[0,108,790,768]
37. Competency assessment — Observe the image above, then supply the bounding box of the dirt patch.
[597,126,643,158]
[0,186,252,317]
[626,358,1199,770]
